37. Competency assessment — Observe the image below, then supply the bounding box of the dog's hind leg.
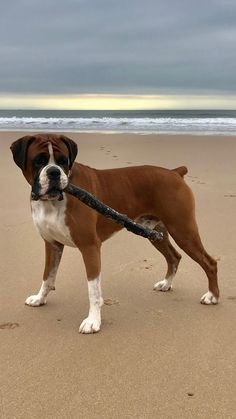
[25,240,64,306]
[167,219,219,304]
[151,221,182,292]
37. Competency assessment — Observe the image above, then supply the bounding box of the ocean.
[0,109,236,135]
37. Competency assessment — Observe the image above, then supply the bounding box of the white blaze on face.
[48,142,55,164]
[38,142,69,197]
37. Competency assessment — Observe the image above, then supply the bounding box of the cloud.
[0,0,236,96]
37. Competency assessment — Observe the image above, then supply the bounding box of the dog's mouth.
[31,187,64,201]
[41,188,64,201]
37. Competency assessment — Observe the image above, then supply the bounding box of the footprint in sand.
[0,322,20,330]
[189,177,205,185]
[131,266,153,272]
[187,176,199,183]
[104,298,119,306]
[135,259,153,271]
[224,194,236,198]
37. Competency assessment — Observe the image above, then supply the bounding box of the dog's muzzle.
[31,164,68,201]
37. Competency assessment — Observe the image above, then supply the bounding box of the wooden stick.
[65,183,163,242]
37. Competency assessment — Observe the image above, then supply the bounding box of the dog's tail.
[172,166,188,177]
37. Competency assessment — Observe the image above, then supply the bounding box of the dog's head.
[10,133,78,201]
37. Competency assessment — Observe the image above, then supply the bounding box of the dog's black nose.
[47,166,61,179]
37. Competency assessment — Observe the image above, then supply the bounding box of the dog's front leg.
[25,240,64,306]
[79,243,103,334]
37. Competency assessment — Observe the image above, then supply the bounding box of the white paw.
[200,291,218,305]
[153,279,172,292]
[79,316,101,334]
[25,294,46,306]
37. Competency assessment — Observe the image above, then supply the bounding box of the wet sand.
[1,132,236,418]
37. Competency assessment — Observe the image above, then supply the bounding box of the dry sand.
[1,132,236,419]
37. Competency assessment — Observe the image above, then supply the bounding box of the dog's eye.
[33,154,48,168]
[57,156,68,168]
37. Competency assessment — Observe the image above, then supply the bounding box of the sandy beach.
[1,131,236,418]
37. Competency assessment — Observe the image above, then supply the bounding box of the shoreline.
[1,108,236,136]
[1,129,236,136]
[1,129,236,135]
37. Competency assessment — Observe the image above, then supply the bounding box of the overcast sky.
[0,0,236,107]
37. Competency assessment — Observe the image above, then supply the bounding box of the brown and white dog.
[10,133,219,333]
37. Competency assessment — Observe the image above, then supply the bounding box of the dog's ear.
[61,136,78,169]
[10,136,33,171]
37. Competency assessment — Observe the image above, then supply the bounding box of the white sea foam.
[0,116,236,134]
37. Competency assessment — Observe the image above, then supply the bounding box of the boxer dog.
[10,133,219,333]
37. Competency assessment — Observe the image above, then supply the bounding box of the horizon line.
[1,107,236,112]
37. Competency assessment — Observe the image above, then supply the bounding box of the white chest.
[31,196,76,247]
